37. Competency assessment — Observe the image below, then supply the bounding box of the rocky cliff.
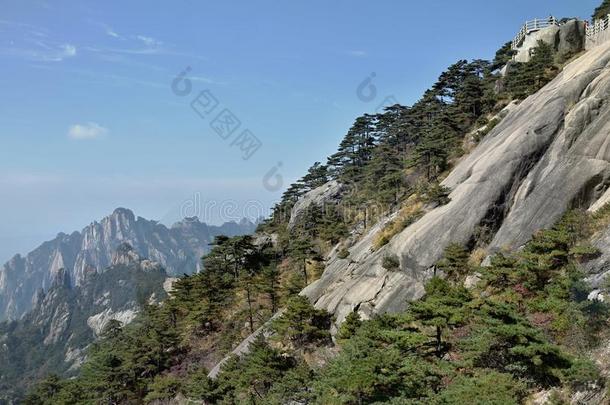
[0,245,168,401]
[0,208,257,321]
[303,40,610,325]
[513,19,586,63]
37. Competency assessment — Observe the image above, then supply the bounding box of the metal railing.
[511,17,559,50]
[586,14,610,37]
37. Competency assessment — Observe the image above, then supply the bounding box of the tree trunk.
[436,326,442,356]
[246,287,254,333]
[302,259,308,285]
[269,281,277,313]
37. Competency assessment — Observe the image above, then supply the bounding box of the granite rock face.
[514,19,586,63]
[303,41,610,325]
[0,208,257,321]
[288,180,344,229]
[585,218,610,289]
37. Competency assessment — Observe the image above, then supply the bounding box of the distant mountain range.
[0,244,170,401]
[0,208,257,321]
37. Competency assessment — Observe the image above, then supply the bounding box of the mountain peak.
[111,207,136,221]
[0,208,258,321]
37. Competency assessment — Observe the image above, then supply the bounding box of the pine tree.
[481,253,519,290]
[492,41,516,71]
[593,0,610,20]
[409,277,471,356]
[215,335,295,401]
[288,237,316,285]
[337,311,362,340]
[364,141,404,204]
[261,264,281,313]
[408,92,459,180]
[328,114,379,183]
[317,205,349,244]
[505,40,556,99]
[272,295,332,347]
[301,162,329,189]
[436,243,470,280]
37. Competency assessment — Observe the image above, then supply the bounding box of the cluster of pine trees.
[594,0,610,20]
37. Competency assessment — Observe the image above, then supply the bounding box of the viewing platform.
[586,14,610,49]
[511,17,559,50]
[586,14,610,37]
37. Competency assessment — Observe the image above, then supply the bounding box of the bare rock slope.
[303,41,610,325]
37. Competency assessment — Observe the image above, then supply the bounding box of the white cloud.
[60,44,76,58]
[67,122,108,140]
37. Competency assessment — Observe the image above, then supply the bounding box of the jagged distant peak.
[171,216,204,228]
[0,206,258,321]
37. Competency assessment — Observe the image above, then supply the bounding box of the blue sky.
[0,0,599,262]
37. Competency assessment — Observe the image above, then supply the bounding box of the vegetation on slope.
[594,0,610,20]
[27,209,610,404]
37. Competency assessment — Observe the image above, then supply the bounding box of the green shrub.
[337,248,350,260]
[144,375,181,402]
[564,358,601,390]
[337,311,362,340]
[422,182,451,206]
[436,243,470,281]
[382,254,400,271]
[474,117,500,142]
[182,368,222,402]
[432,371,526,404]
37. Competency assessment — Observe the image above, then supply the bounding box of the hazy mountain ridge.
[0,245,169,402]
[0,208,257,321]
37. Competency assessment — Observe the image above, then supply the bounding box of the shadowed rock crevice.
[570,173,610,210]
[469,137,558,251]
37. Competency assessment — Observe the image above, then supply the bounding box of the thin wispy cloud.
[106,28,121,38]
[0,42,76,62]
[189,75,227,85]
[57,44,76,58]
[0,20,76,62]
[136,35,162,47]
[30,63,168,89]
[0,19,45,32]
[67,122,108,140]
[84,22,206,61]
[92,34,165,56]
[346,50,367,57]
